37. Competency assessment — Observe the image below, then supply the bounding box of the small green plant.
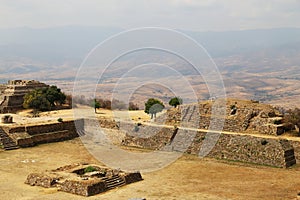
[57,118,63,122]
[84,166,97,173]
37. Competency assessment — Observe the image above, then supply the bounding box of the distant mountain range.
[0,26,299,107]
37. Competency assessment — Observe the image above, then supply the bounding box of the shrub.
[57,118,63,122]
[84,166,97,173]
[129,102,139,110]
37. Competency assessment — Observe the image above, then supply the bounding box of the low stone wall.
[10,119,84,147]
[122,172,143,184]
[84,118,119,129]
[207,134,291,167]
[122,125,175,150]
[6,126,25,133]
[25,173,57,188]
[60,180,106,196]
[17,130,70,147]
[25,120,80,136]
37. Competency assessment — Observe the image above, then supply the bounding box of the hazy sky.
[1,0,300,31]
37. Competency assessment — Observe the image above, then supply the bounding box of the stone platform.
[25,163,143,196]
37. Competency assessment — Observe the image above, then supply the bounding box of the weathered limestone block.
[25,173,57,188]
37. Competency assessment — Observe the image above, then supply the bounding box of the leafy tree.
[144,98,165,119]
[23,86,66,112]
[91,99,101,113]
[45,85,66,106]
[169,97,183,108]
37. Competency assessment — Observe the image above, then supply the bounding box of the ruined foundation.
[25,163,143,196]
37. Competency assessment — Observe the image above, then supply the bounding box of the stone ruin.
[0,80,49,113]
[25,163,143,196]
[120,99,298,168]
[155,99,285,136]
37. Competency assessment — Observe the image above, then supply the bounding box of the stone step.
[106,181,126,189]
[105,177,124,183]
[285,159,296,168]
[284,149,294,157]
[0,127,19,150]
[284,154,296,162]
[104,175,126,190]
[4,146,19,150]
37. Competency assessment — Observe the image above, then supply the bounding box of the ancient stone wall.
[84,118,119,129]
[6,119,84,147]
[155,99,284,136]
[121,122,176,150]
[60,180,106,196]
[25,173,57,188]
[123,126,296,168]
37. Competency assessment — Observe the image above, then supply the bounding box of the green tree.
[91,99,101,113]
[144,98,165,119]
[169,97,183,108]
[23,85,66,112]
[45,85,66,106]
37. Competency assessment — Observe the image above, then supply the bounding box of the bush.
[57,118,63,123]
[84,166,97,173]
[129,102,139,110]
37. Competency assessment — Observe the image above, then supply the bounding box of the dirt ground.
[1,138,300,200]
[1,108,300,199]
[0,107,153,127]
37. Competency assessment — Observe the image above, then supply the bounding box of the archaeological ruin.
[0,98,299,171]
[0,80,49,113]
[120,99,298,168]
[25,163,143,196]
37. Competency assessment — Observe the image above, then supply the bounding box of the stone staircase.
[181,105,200,128]
[284,149,296,168]
[102,175,126,190]
[0,127,19,150]
[280,139,297,168]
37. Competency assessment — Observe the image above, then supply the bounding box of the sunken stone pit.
[25,163,143,196]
